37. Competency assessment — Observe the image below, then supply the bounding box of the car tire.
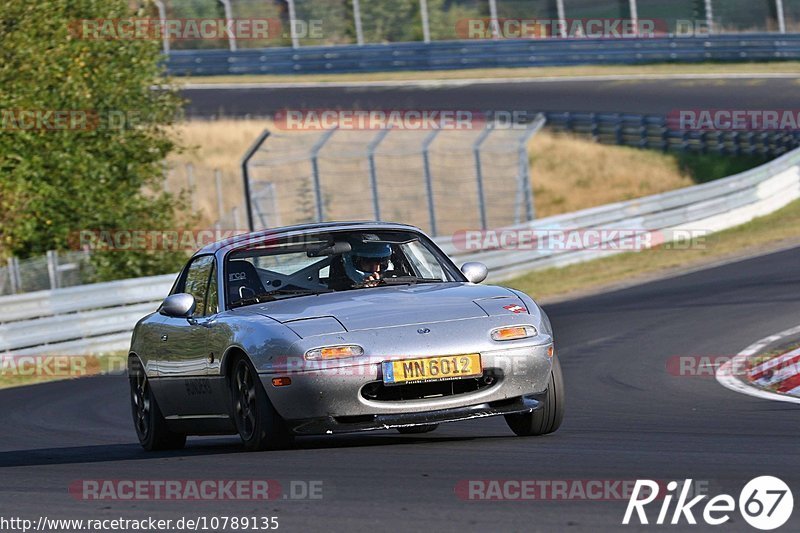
[230,356,293,451]
[396,424,438,434]
[505,354,564,436]
[129,356,187,451]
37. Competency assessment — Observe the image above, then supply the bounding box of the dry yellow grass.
[528,132,695,217]
[166,119,697,228]
[167,119,275,226]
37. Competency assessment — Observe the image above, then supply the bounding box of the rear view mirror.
[308,241,352,257]
[161,293,196,318]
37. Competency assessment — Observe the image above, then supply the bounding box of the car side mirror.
[461,262,488,284]
[161,293,196,318]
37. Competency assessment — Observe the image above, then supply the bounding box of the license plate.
[382,354,482,386]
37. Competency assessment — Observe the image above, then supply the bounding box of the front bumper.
[260,343,553,427]
[288,393,545,435]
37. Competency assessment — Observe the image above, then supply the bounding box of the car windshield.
[225,230,459,309]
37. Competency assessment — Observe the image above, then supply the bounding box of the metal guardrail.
[2,145,799,355]
[439,146,800,281]
[166,34,800,76]
[0,275,175,356]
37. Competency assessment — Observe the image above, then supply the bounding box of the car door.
[154,255,216,417]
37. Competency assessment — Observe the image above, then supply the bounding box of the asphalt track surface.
[2,245,800,532]
[181,77,800,118]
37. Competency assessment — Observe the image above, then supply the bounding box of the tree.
[0,0,189,280]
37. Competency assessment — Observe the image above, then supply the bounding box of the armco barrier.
[1,146,799,355]
[165,34,800,76]
[0,275,175,356]
[439,146,800,280]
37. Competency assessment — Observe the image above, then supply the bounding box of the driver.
[342,241,392,288]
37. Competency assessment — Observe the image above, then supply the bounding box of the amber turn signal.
[272,377,292,387]
[305,344,365,361]
[490,325,537,341]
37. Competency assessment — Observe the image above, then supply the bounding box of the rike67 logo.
[623,477,793,530]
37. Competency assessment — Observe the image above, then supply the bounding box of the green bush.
[0,0,189,280]
[677,152,769,184]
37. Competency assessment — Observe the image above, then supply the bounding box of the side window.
[204,263,219,316]
[183,255,214,317]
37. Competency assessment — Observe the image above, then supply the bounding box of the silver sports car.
[128,222,564,451]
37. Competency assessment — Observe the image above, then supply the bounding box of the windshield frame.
[221,228,465,311]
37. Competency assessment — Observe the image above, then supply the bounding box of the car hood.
[250,283,524,332]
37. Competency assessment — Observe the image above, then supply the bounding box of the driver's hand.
[362,273,382,287]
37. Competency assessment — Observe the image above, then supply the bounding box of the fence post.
[240,129,272,231]
[353,0,365,45]
[215,169,225,221]
[704,0,714,34]
[286,0,300,48]
[421,129,440,236]
[218,0,237,51]
[614,114,624,145]
[473,124,494,231]
[153,1,169,54]
[232,206,242,230]
[639,115,648,148]
[266,183,280,228]
[555,0,567,38]
[628,0,639,32]
[310,128,338,223]
[488,0,499,39]
[46,250,60,290]
[420,0,431,43]
[367,128,392,221]
[776,0,787,33]
[186,163,196,211]
[517,115,547,223]
[7,257,20,294]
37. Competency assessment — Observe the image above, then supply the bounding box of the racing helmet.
[344,241,392,280]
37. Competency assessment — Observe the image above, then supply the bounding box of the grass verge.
[177,62,800,85]
[0,353,127,391]
[507,198,800,302]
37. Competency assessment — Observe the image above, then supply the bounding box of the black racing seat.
[227,260,266,305]
[327,256,354,291]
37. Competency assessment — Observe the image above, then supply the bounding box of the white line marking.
[176,72,800,91]
[716,324,800,405]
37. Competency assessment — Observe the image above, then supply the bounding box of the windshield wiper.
[381,276,443,285]
[230,288,332,308]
